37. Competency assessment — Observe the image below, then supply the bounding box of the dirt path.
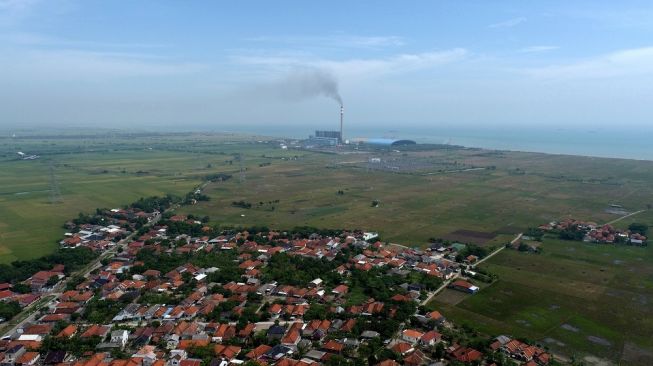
[604,209,645,225]
[471,233,521,268]
[419,273,459,306]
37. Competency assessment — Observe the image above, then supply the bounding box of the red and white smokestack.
[340,105,344,144]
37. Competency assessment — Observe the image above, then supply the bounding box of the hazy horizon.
[1,1,653,133]
[2,122,652,161]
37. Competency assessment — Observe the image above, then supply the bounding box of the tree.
[46,275,60,287]
[325,355,350,366]
[0,301,21,320]
[629,222,648,236]
[433,342,445,359]
[12,283,31,294]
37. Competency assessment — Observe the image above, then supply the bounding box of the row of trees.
[455,243,490,261]
[0,247,97,284]
[130,195,179,213]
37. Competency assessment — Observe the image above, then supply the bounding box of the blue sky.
[1,0,653,130]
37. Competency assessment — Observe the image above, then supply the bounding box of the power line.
[237,153,246,183]
[49,161,63,204]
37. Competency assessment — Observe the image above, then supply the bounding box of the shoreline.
[1,126,651,162]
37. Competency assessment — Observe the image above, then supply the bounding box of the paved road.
[0,179,222,339]
[0,295,56,338]
[0,186,205,338]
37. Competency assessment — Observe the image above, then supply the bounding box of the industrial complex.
[306,105,417,148]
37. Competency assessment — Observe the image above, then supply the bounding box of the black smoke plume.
[278,68,343,105]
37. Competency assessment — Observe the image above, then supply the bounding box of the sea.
[195,124,653,161]
[5,123,651,161]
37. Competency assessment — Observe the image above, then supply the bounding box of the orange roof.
[323,340,344,352]
[24,324,52,335]
[340,319,356,332]
[402,329,424,339]
[58,324,78,338]
[109,358,142,366]
[72,353,107,366]
[179,360,201,366]
[332,284,348,294]
[376,360,399,366]
[421,330,441,342]
[213,345,241,360]
[238,323,256,337]
[269,303,283,314]
[81,325,109,338]
[281,330,300,344]
[245,345,271,359]
[17,351,40,364]
[178,339,209,350]
[391,342,413,355]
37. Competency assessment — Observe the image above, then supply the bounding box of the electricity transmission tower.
[49,161,63,204]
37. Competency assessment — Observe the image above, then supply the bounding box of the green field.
[5,132,653,262]
[2,131,653,362]
[0,132,270,263]
[180,144,653,249]
[3,131,653,262]
[428,230,653,365]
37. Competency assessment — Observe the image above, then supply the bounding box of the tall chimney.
[340,105,344,144]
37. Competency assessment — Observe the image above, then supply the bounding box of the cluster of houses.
[0,287,38,311]
[0,267,68,309]
[0,208,554,366]
[540,218,647,245]
[489,337,551,366]
[60,208,160,251]
[0,207,166,310]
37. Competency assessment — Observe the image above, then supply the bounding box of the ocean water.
[200,124,653,161]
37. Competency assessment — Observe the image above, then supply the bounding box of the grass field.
[0,151,206,262]
[428,232,653,364]
[180,144,653,248]
[2,130,653,361]
[0,132,270,263]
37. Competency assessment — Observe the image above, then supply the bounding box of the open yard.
[428,235,653,364]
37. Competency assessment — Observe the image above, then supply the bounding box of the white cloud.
[519,45,559,53]
[526,46,653,80]
[244,34,405,49]
[0,31,170,49]
[489,17,527,28]
[233,48,468,78]
[0,48,205,81]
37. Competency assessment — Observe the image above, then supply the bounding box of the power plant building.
[309,130,341,146]
[356,138,417,147]
[315,130,342,140]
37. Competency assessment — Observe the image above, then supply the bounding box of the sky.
[1,0,653,131]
